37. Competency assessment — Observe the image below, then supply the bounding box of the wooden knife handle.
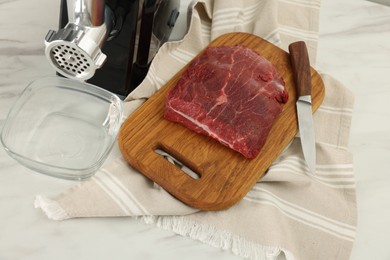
[289,41,312,97]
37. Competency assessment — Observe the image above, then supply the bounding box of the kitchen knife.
[289,41,316,175]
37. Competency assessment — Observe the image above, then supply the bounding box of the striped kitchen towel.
[35,0,357,259]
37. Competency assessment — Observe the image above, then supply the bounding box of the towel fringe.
[34,195,70,221]
[140,215,295,260]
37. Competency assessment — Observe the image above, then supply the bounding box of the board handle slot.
[155,148,201,180]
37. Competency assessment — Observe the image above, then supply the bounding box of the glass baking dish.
[1,77,123,180]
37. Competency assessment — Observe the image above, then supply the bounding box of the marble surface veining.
[1,0,390,259]
[316,1,390,259]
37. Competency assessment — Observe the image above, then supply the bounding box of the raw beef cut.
[164,45,288,158]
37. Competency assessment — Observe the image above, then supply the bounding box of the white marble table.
[1,0,389,259]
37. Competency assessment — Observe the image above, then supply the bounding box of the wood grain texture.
[289,41,312,97]
[118,33,325,211]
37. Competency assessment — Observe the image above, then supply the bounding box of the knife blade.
[288,41,316,175]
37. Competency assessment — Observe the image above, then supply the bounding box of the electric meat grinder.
[45,0,180,97]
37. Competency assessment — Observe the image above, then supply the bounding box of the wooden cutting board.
[118,32,325,210]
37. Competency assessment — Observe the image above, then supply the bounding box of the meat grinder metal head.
[44,0,113,81]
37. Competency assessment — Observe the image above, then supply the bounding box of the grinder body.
[46,0,180,97]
